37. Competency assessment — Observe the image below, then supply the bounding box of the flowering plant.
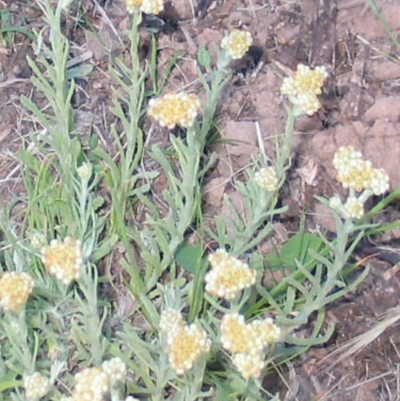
[281,64,328,116]
[0,0,396,400]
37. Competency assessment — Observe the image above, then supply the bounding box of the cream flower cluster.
[231,352,265,381]
[72,358,126,401]
[159,309,211,375]
[221,29,253,60]
[343,196,364,220]
[281,64,328,115]
[203,249,282,380]
[124,0,163,14]
[77,162,92,180]
[159,308,184,332]
[24,372,50,400]
[333,146,389,195]
[147,92,200,129]
[30,232,46,249]
[41,237,84,285]
[102,357,127,384]
[220,312,281,380]
[254,167,279,192]
[73,366,108,401]
[0,271,34,311]
[329,146,390,220]
[220,312,281,354]
[205,249,256,300]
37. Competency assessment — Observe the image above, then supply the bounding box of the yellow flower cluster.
[220,312,281,380]
[124,0,163,14]
[281,64,328,116]
[23,372,50,400]
[197,248,283,380]
[147,92,200,129]
[329,146,389,220]
[329,192,366,220]
[221,312,280,353]
[73,366,108,401]
[41,237,84,285]
[72,358,126,401]
[205,249,256,300]
[343,196,364,220]
[254,167,279,192]
[333,146,389,195]
[221,29,253,60]
[231,352,265,381]
[0,272,34,311]
[159,309,211,375]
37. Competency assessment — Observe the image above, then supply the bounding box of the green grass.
[366,0,400,57]
[0,8,36,45]
[0,0,397,400]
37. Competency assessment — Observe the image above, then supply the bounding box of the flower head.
[337,159,373,192]
[220,312,259,354]
[147,92,200,129]
[333,146,390,194]
[329,147,390,220]
[221,30,253,60]
[159,308,184,334]
[293,64,327,95]
[254,167,279,191]
[0,272,34,312]
[328,195,342,210]
[220,313,281,380]
[124,0,163,14]
[141,0,163,14]
[332,146,363,172]
[41,237,84,285]
[102,357,127,385]
[343,196,364,220]
[159,309,211,375]
[220,312,281,355]
[165,321,211,375]
[232,352,265,380]
[293,92,321,116]
[24,372,50,400]
[205,249,256,300]
[367,167,390,195]
[124,0,142,13]
[30,232,47,249]
[73,366,109,401]
[281,64,328,116]
[77,162,92,180]
[251,317,282,344]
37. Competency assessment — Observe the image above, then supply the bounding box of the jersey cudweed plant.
[0,272,34,312]
[205,249,257,299]
[0,0,395,400]
[281,64,328,116]
[330,145,390,219]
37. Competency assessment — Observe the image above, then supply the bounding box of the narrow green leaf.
[92,234,119,262]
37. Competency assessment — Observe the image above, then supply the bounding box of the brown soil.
[1,0,400,400]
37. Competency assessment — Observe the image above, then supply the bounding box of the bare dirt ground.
[1,0,400,400]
